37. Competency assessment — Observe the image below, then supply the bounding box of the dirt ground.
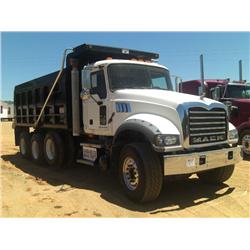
[0,121,249,217]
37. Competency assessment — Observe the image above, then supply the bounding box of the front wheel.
[119,143,163,203]
[197,165,235,184]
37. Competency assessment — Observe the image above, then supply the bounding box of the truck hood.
[231,98,250,104]
[113,89,224,109]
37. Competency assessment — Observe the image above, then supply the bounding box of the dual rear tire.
[19,130,66,168]
[31,133,45,165]
[43,132,64,168]
[19,132,31,159]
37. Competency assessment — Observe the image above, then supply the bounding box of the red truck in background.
[179,79,250,159]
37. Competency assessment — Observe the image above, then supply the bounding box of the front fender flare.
[113,113,181,147]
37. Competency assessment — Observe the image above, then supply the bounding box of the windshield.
[224,85,250,99]
[108,63,173,91]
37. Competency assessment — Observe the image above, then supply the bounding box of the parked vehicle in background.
[13,44,242,202]
[0,100,14,121]
[179,79,250,159]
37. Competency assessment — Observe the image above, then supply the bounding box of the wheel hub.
[32,140,39,159]
[45,138,56,160]
[122,157,139,190]
[20,138,26,155]
[242,134,250,154]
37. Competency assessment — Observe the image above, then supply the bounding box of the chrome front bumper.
[164,146,242,176]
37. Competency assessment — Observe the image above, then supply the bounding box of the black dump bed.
[14,43,159,130]
[14,69,72,129]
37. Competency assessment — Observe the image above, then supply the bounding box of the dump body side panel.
[13,69,77,130]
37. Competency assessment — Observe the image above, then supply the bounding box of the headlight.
[155,134,180,147]
[228,129,238,143]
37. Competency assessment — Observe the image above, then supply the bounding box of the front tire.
[119,143,163,202]
[197,165,235,184]
[44,131,64,168]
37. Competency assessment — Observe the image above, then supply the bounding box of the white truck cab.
[80,58,241,199]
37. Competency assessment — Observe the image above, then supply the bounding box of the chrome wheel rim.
[32,140,39,159]
[122,157,139,191]
[45,138,55,161]
[20,138,26,155]
[242,134,250,154]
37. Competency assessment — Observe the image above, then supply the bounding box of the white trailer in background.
[0,101,14,121]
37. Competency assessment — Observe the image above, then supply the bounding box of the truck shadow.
[2,153,235,215]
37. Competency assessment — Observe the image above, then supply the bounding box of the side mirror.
[211,86,221,100]
[80,67,97,100]
[171,75,182,92]
[231,105,239,116]
[82,67,92,89]
[223,100,232,118]
[175,77,182,92]
[80,88,91,101]
[214,86,221,100]
[81,67,106,103]
[231,106,238,111]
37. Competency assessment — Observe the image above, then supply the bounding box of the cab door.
[81,67,111,135]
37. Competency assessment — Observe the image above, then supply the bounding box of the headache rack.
[66,44,159,68]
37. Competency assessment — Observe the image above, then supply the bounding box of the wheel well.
[115,130,150,145]
[111,130,153,169]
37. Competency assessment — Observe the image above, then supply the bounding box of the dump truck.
[13,44,242,202]
[179,79,250,159]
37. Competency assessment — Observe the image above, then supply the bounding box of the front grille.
[188,107,227,145]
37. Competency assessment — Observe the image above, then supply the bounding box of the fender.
[113,113,181,151]
[236,120,250,135]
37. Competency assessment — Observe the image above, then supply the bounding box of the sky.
[1,32,249,100]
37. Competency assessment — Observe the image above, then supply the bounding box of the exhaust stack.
[200,54,205,99]
[70,58,80,136]
[239,60,243,82]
